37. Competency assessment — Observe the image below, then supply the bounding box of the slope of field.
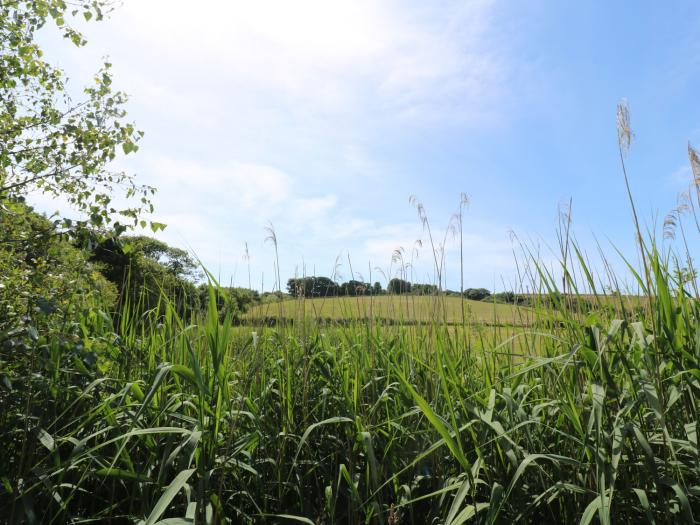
[246,295,535,325]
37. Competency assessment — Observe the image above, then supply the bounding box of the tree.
[287,277,310,297]
[90,235,200,313]
[286,276,339,297]
[315,277,340,297]
[0,1,158,233]
[0,199,117,331]
[388,278,411,294]
[464,288,491,301]
[412,283,438,295]
[197,285,260,322]
[491,291,529,305]
[372,281,383,295]
[340,279,370,296]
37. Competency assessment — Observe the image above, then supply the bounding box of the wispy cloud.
[33,0,525,288]
[112,0,509,125]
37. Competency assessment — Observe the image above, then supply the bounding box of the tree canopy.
[286,276,340,298]
[388,278,412,294]
[0,0,159,233]
[463,287,491,300]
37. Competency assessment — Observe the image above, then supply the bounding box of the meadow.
[246,295,536,326]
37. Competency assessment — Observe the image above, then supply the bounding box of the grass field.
[247,295,536,326]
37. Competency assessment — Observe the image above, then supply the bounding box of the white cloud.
[86,0,509,125]
[144,155,291,219]
[32,0,523,289]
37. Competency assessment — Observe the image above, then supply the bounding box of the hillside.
[247,295,536,326]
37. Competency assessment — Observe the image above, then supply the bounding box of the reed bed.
[1,233,699,524]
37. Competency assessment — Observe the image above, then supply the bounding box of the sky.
[35,0,700,292]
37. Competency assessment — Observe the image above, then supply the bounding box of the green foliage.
[197,284,260,322]
[388,277,412,294]
[89,234,200,313]
[87,234,261,321]
[0,199,117,332]
[0,0,156,231]
[339,279,371,296]
[1,5,698,523]
[490,291,530,305]
[287,276,340,297]
[287,277,389,298]
[464,287,491,300]
[412,283,438,295]
[2,251,698,522]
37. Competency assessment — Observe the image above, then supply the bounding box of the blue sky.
[37,0,700,292]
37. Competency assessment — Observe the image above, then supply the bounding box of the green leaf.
[579,495,603,525]
[293,417,353,466]
[37,428,55,452]
[631,488,656,524]
[449,503,490,525]
[263,515,315,524]
[170,364,207,394]
[1,376,13,392]
[144,469,195,525]
[445,458,483,525]
[94,468,151,482]
[658,477,694,524]
[396,370,470,470]
[27,326,39,341]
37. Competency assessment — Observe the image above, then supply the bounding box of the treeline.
[285,276,530,303]
[285,277,417,297]
[286,277,382,297]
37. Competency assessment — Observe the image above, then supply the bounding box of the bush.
[412,283,438,295]
[388,278,412,294]
[464,287,491,300]
[0,200,118,333]
[287,276,339,297]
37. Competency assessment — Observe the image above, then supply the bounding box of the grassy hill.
[247,295,536,326]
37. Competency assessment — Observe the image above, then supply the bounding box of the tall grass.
[1,114,699,523]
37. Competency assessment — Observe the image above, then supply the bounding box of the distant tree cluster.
[463,288,491,300]
[339,280,369,296]
[286,277,385,297]
[412,283,438,295]
[286,276,338,297]
[204,286,261,321]
[490,291,530,305]
[387,278,411,294]
[283,276,508,301]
